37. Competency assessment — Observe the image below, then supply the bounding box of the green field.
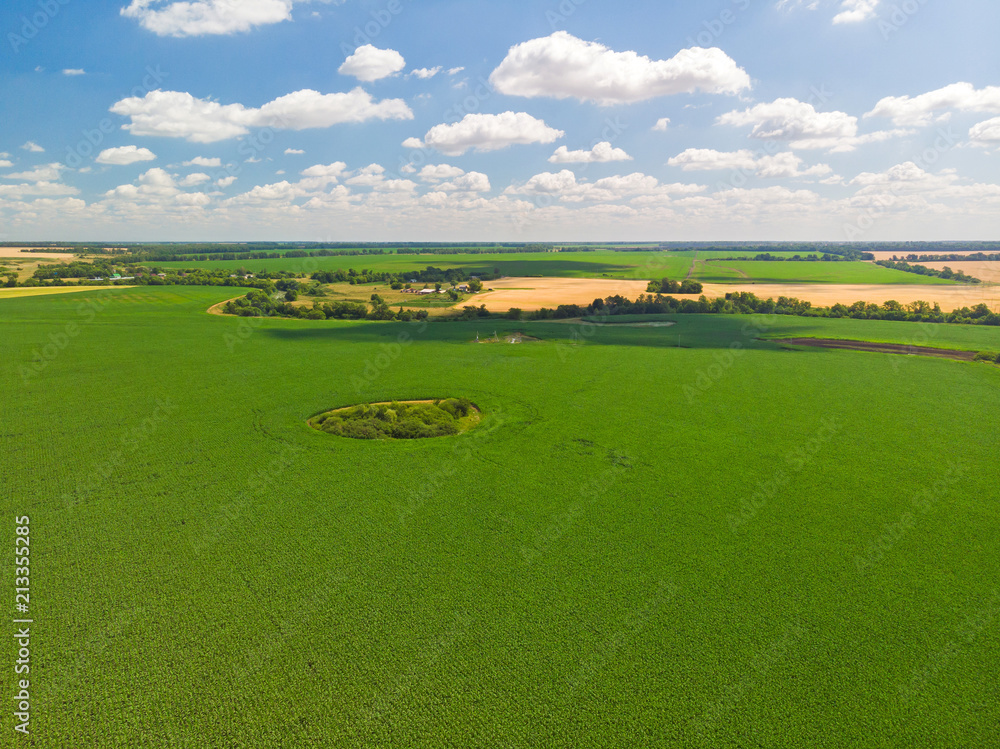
[692,260,958,285]
[3,287,999,747]
[152,250,695,281]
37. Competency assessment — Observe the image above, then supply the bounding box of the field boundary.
[769,338,980,361]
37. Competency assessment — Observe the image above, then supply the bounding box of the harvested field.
[700,282,999,312]
[467,277,1000,314]
[866,250,997,262]
[467,277,656,311]
[772,338,978,361]
[0,286,131,299]
[0,249,80,260]
[921,261,1000,285]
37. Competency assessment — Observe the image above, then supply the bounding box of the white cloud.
[3,163,66,182]
[299,161,348,190]
[447,67,465,76]
[63,68,86,76]
[179,172,211,186]
[507,170,703,204]
[668,148,831,179]
[21,141,45,153]
[865,83,1000,127]
[418,164,466,182]
[652,118,671,132]
[339,45,406,82]
[111,88,413,143]
[717,97,910,151]
[96,146,157,165]
[422,112,564,156]
[489,31,751,104]
[410,67,442,80]
[669,149,758,172]
[402,137,424,149]
[284,148,305,155]
[217,176,237,187]
[777,0,881,24]
[548,141,633,164]
[969,117,1000,148]
[438,172,491,193]
[121,0,301,37]
[0,160,12,168]
[183,156,222,167]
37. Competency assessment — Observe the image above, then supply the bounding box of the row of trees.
[223,290,430,322]
[875,260,981,283]
[646,278,704,294]
[515,293,1000,325]
[707,253,854,262]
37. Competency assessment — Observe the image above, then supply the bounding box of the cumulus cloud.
[969,117,1000,148]
[437,172,491,193]
[110,88,413,143]
[21,141,45,153]
[183,156,222,167]
[96,146,157,165]
[179,172,211,186]
[489,31,751,104]
[121,0,306,37]
[668,148,832,178]
[777,0,881,24]
[418,164,466,182]
[410,67,442,80]
[506,170,704,203]
[0,160,12,168]
[717,97,910,151]
[421,112,564,156]
[217,176,237,187]
[548,141,633,164]
[284,148,305,155]
[3,163,67,182]
[339,46,406,82]
[865,82,1000,127]
[653,118,671,132]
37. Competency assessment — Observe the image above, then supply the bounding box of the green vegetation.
[310,398,478,439]
[3,286,1000,746]
[646,278,704,294]
[691,260,959,285]
[875,259,981,283]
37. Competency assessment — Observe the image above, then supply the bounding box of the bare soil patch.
[773,338,977,361]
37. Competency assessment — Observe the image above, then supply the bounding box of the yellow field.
[465,277,1000,313]
[921,261,1000,285]
[0,286,133,300]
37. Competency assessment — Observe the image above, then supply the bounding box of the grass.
[150,250,695,281]
[692,260,959,285]
[2,286,999,746]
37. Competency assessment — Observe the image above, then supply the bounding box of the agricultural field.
[2,285,1000,746]
[691,260,959,285]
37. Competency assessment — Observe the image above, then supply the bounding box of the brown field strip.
[771,338,978,361]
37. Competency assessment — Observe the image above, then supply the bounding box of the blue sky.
[2,0,999,241]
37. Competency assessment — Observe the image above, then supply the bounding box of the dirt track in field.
[466,277,1000,313]
[773,338,978,361]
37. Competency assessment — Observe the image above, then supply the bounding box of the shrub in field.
[311,399,477,440]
